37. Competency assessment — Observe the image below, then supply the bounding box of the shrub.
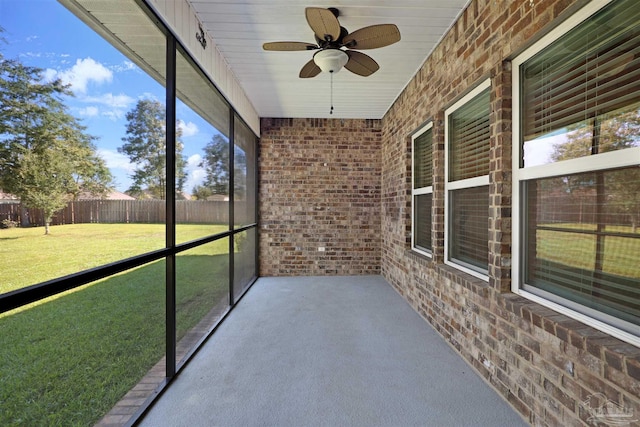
[1,219,18,229]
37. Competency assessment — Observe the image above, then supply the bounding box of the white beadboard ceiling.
[189,0,470,119]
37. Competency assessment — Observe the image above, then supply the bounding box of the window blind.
[414,194,432,251]
[413,126,433,252]
[449,186,489,270]
[522,0,640,142]
[414,128,433,188]
[449,87,490,181]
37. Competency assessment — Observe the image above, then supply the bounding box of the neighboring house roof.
[0,190,19,200]
[77,190,136,200]
[206,194,230,201]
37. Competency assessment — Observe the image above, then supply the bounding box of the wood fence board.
[0,200,238,227]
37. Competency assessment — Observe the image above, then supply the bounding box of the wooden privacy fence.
[536,192,635,226]
[0,200,244,227]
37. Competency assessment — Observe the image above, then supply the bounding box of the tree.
[195,133,246,200]
[0,49,113,234]
[551,110,640,232]
[197,134,229,198]
[234,148,247,201]
[191,184,214,201]
[118,99,186,200]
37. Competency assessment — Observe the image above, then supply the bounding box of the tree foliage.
[190,184,214,201]
[552,111,640,162]
[0,48,113,234]
[119,99,186,199]
[195,134,229,198]
[234,146,247,201]
[551,109,640,231]
[193,133,246,200]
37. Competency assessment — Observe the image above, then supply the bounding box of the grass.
[0,224,230,426]
[0,223,228,294]
[536,223,640,278]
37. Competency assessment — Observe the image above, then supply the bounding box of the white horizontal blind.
[414,194,432,251]
[522,0,640,143]
[413,127,433,253]
[414,129,433,188]
[450,186,489,270]
[445,81,491,277]
[448,88,490,181]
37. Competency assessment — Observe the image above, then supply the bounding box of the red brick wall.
[381,0,640,425]
[259,118,381,276]
[257,1,640,424]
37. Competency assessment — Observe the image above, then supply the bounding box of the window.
[513,0,640,343]
[412,123,433,256]
[445,80,491,279]
[175,46,230,244]
[233,114,258,299]
[0,0,260,424]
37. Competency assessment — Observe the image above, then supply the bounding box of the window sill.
[407,248,432,262]
[500,293,640,372]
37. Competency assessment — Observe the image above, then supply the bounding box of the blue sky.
[0,0,215,194]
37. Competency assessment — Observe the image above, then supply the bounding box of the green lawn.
[0,223,230,426]
[536,224,640,278]
[0,223,228,294]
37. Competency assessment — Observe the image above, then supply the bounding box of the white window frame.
[444,79,491,280]
[511,0,640,346]
[411,122,433,257]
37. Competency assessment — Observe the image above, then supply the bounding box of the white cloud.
[97,149,134,192]
[178,120,199,138]
[97,149,136,173]
[55,57,113,94]
[84,93,135,109]
[187,154,202,168]
[78,106,99,117]
[184,154,206,192]
[78,93,135,121]
[523,134,564,167]
[42,68,58,82]
[187,169,206,190]
[101,110,126,121]
[191,169,206,181]
[139,92,160,102]
[111,60,138,73]
[22,51,42,58]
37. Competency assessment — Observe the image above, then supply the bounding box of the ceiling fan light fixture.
[264,7,401,79]
[313,49,348,73]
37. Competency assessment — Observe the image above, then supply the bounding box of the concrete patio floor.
[138,275,528,426]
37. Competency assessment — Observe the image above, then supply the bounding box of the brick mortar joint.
[499,293,639,363]
[434,264,491,296]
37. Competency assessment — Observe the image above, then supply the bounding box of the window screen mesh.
[449,88,490,181]
[449,186,489,270]
[525,167,640,325]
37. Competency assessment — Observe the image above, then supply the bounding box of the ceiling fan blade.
[263,41,318,51]
[343,24,401,50]
[299,59,321,78]
[344,51,379,77]
[305,7,341,42]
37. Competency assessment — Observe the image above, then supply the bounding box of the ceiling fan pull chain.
[330,71,334,115]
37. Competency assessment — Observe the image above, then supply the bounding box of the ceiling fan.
[263,7,401,78]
